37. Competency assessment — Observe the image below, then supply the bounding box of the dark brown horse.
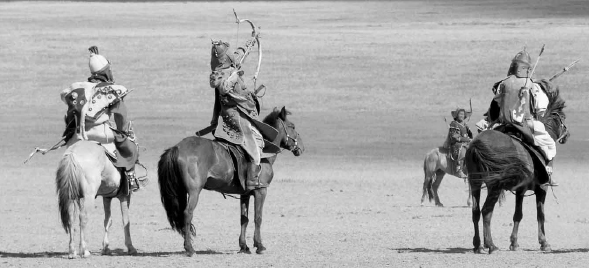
[157,107,304,256]
[465,85,569,254]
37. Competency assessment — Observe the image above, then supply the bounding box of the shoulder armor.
[85,84,129,119]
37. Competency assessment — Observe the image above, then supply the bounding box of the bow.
[233,9,263,90]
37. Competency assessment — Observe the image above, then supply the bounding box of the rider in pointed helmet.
[208,40,274,191]
[479,49,558,187]
[60,46,147,191]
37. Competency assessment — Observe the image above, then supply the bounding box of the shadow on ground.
[0,251,66,259]
[0,249,229,258]
[542,248,589,254]
[393,247,471,254]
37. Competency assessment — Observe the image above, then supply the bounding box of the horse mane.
[262,109,282,127]
[538,79,566,138]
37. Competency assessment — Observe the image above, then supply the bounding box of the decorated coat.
[449,121,472,144]
[212,71,277,156]
[491,75,534,125]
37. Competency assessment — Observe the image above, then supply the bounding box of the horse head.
[539,84,570,145]
[555,113,570,144]
[265,106,304,156]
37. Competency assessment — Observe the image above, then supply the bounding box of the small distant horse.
[55,139,137,258]
[158,107,304,256]
[422,145,471,207]
[466,86,569,254]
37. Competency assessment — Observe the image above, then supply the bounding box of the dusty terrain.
[1,1,588,267]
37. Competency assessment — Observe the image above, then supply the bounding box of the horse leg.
[78,198,91,258]
[119,194,137,255]
[432,171,445,207]
[466,179,472,207]
[536,188,551,251]
[239,194,251,254]
[68,201,77,259]
[101,197,113,255]
[482,188,501,254]
[421,170,430,204]
[471,183,484,254]
[184,188,202,256]
[509,192,524,251]
[253,187,267,254]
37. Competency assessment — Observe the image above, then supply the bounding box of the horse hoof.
[509,245,519,251]
[473,247,485,254]
[81,250,91,258]
[186,250,195,257]
[488,246,499,254]
[436,203,444,207]
[68,253,78,259]
[128,247,138,256]
[238,247,251,254]
[541,244,552,252]
[256,246,266,254]
[101,248,111,256]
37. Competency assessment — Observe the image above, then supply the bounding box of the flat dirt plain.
[1,1,589,267]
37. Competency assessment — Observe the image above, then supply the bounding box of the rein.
[278,119,299,153]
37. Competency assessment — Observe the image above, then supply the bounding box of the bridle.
[278,119,300,153]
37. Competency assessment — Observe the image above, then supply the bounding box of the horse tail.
[157,146,187,235]
[55,153,84,234]
[466,134,533,189]
[422,154,435,202]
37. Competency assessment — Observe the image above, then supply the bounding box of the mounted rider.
[478,49,558,186]
[207,39,278,191]
[60,46,147,191]
[444,108,473,178]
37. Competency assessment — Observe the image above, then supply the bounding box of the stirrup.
[127,121,136,142]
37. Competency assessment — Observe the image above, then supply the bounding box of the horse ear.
[280,106,287,120]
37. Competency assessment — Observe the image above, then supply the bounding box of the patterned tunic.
[211,70,275,165]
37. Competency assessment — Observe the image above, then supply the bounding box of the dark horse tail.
[55,153,84,234]
[157,146,187,235]
[465,132,533,190]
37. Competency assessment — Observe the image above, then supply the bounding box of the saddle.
[212,139,278,192]
[443,144,467,177]
[103,138,139,197]
[495,124,550,185]
[214,141,250,191]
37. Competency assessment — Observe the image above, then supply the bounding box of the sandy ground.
[1,1,589,267]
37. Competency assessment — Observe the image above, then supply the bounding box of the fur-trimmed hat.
[88,46,110,74]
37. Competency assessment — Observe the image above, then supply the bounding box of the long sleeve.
[211,88,221,126]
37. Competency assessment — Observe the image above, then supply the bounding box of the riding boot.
[246,162,262,191]
[127,168,148,192]
[113,121,147,191]
[456,164,466,178]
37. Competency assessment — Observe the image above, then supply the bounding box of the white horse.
[55,137,136,258]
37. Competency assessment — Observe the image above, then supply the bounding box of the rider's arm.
[219,72,249,101]
[211,88,220,126]
[532,83,548,118]
[466,125,473,139]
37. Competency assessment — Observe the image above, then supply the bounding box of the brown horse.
[157,106,304,256]
[465,85,569,254]
[422,145,471,207]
